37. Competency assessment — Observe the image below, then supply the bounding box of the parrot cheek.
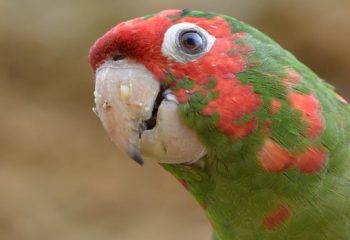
[93,59,207,165]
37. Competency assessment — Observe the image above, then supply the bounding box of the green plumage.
[162,10,350,240]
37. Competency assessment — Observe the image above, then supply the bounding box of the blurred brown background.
[0,0,349,239]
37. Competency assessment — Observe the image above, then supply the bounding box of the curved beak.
[93,60,160,165]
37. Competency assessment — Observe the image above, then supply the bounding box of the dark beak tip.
[128,149,144,166]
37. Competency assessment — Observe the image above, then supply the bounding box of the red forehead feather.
[88,10,180,73]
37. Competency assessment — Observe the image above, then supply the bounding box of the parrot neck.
[163,147,350,240]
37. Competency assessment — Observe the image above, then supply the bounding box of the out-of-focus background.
[0,0,349,239]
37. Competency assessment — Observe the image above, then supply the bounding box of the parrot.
[88,9,350,240]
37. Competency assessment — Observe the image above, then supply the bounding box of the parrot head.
[89,9,262,166]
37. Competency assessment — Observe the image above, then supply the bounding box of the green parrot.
[88,9,350,240]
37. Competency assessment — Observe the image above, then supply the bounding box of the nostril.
[112,54,126,61]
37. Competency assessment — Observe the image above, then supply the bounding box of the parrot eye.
[161,23,215,63]
[179,31,205,54]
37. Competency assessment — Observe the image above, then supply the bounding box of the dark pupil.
[180,31,203,53]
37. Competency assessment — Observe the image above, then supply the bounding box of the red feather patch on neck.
[289,93,324,139]
[258,138,328,174]
[264,205,291,230]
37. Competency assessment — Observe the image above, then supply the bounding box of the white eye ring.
[161,23,215,63]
